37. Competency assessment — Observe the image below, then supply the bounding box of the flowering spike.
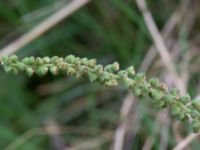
[1,54,199,133]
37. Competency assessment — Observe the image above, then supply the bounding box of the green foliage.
[1,55,200,132]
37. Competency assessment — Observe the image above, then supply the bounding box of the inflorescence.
[1,55,200,132]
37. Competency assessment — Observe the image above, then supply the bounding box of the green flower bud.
[163,95,174,104]
[88,72,97,82]
[36,66,48,76]
[192,99,200,108]
[16,62,25,71]
[192,120,200,132]
[50,66,59,75]
[4,66,12,73]
[80,58,88,65]
[112,62,120,71]
[104,64,112,72]
[26,67,34,77]
[118,70,127,78]
[65,55,75,63]
[100,72,110,82]
[60,63,68,71]
[124,77,135,88]
[134,73,146,82]
[43,57,51,63]
[191,110,200,118]
[140,81,150,92]
[126,66,135,77]
[22,57,30,64]
[36,57,43,65]
[104,62,119,72]
[59,58,64,62]
[67,67,75,75]
[51,56,59,63]
[180,94,191,104]
[1,56,9,64]
[88,59,96,67]
[10,55,18,63]
[29,56,35,64]
[149,78,159,87]
[105,79,118,87]
[78,65,86,73]
[94,65,103,73]
[171,105,181,116]
[133,86,142,97]
[152,101,165,109]
[177,113,186,120]
[149,89,163,100]
[170,88,179,96]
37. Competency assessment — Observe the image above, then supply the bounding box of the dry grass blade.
[0,0,90,58]
[172,133,200,150]
[135,0,186,95]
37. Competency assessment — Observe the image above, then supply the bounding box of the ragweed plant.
[1,55,200,132]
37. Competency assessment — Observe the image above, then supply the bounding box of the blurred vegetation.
[0,0,199,150]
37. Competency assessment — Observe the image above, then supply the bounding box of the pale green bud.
[50,66,59,75]
[29,56,35,64]
[26,67,34,77]
[152,101,165,109]
[100,72,110,82]
[104,62,119,72]
[140,81,150,92]
[104,64,112,72]
[126,66,135,77]
[4,66,12,73]
[149,78,159,87]
[22,57,30,64]
[105,80,118,87]
[180,94,191,104]
[134,73,146,82]
[36,66,48,76]
[111,62,120,71]
[36,57,43,65]
[133,86,142,97]
[81,58,88,65]
[51,56,59,63]
[171,105,181,116]
[16,62,25,71]
[1,56,9,64]
[65,55,75,63]
[118,70,127,78]
[191,110,200,118]
[170,88,179,96]
[88,59,97,67]
[192,98,200,108]
[124,77,135,88]
[192,120,200,132]
[67,67,75,75]
[88,72,97,82]
[177,113,186,120]
[94,65,103,73]
[163,95,174,104]
[149,89,163,100]
[43,57,51,63]
[10,55,18,63]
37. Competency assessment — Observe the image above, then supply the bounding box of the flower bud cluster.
[1,55,200,132]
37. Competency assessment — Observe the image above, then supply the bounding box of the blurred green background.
[0,0,200,149]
